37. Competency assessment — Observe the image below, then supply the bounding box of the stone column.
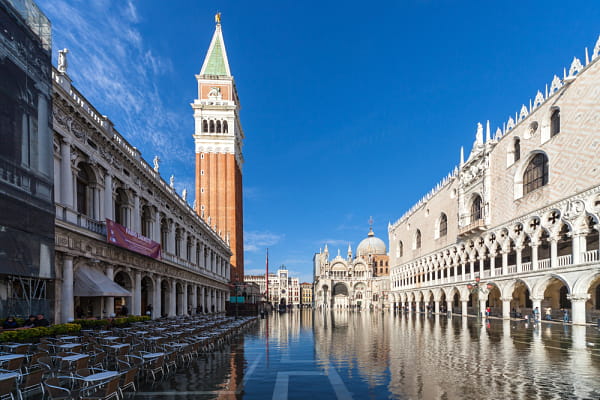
[446,300,453,315]
[154,276,162,319]
[461,263,466,281]
[550,237,558,268]
[37,92,51,175]
[153,210,161,243]
[516,245,522,273]
[104,174,113,220]
[502,251,508,275]
[531,297,542,320]
[461,300,468,316]
[183,283,188,315]
[192,286,198,313]
[61,256,74,323]
[134,271,142,316]
[60,140,73,207]
[490,253,496,277]
[168,223,176,256]
[501,297,511,319]
[105,265,114,317]
[572,233,587,265]
[169,280,177,316]
[133,193,140,232]
[469,260,475,280]
[434,300,440,314]
[570,294,590,325]
[531,241,539,270]
[207,288,213,313]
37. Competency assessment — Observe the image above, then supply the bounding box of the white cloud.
[38,0,189,172]
[244,231,284,252]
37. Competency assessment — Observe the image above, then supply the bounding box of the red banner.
[106,219,161,259]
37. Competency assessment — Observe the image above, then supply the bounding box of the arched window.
[523,153,549,195]
[415,230,422,249]
[141,205,152,237]
[471,195,483,222]
[114,188,129,227]
[202,120,208,133]
[209,120,215,133]
[76,164,90,216]
[223,121,228,133]
[514,138,520,161]
[160,218,169,252]
[216,120,222,133]
[550,109,560,137]
[439,213,448,237]
[398,241,403,257]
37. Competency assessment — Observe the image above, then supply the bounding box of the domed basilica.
[313,227,390,309]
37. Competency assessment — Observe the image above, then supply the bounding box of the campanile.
[192,13,244,282]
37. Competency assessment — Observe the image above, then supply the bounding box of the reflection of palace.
[314,228,390,309]
[313,311,390,386]
[389,36,600,325]
[51,16,233,322]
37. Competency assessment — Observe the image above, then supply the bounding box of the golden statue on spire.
[215,12,221,25]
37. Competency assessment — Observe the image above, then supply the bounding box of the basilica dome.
[356,228,387,256]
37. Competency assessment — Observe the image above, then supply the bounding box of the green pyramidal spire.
[200,17,231,77]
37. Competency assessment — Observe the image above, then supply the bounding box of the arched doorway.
[332,283,349,308]
[141,276,154,317]
[487,284,501,316]
[160,280,170,317]
[113,271,133,316]
[511,280,532,317]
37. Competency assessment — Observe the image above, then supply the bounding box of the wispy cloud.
[244,231,284,252]
[317,239,349,247]
[38,0,185,171]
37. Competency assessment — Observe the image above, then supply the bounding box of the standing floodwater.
[134,310,600,399]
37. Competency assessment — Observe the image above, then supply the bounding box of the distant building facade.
[300,282,313,307]
[193,16,245,283]
[245,267,300,307]
[314,228,390,309]
[0,0,54,317]
[389,35,600,325]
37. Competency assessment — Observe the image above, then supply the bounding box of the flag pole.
[266,248,269,306]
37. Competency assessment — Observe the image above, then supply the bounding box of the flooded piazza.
[134,310,600,400]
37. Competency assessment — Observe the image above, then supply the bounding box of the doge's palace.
[389,35,600,325]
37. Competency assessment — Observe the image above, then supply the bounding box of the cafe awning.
[73,265,131,297]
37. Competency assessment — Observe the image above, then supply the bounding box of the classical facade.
[245,267,300,307]
[0,0,54,317]
[389,35,600,325]
[314,228,390,309]
[192,15,244,283]
[52,53,231,323]
[300,282,313,307]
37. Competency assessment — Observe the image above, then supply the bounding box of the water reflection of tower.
[216,336,246,400]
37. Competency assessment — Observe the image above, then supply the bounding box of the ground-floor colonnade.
[390,266,600,325]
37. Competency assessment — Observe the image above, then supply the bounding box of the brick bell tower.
[192,13,244,283]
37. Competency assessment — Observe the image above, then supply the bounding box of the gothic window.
[415,230,422,249]
[550,109,560,137]
[209,120,215,133]
[470,195,483,222]
[76,164,90,216]
[398,241,403,257]
[514,138,520,161]
[202,120,208,133]
[216,120,222,133]
[439,213,448,237]
[523,153,549,195]
[223,121,228,133]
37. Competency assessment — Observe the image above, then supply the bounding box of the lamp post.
[467,277,493,322]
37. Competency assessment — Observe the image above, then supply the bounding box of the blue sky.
[37,0,600,283]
